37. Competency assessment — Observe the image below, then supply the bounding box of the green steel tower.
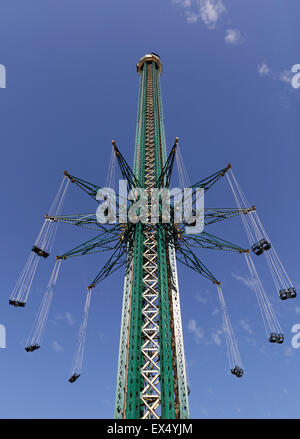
[114,54,190,419]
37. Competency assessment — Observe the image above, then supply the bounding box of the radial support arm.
[46,213,122,233]
[202,207,255,226]
[155,137,178,188]
[64,171,102,201]
[176,244,220,284]
[88,243,128,288]
[57,231,122,259]
[112,141,141,190]
[182,231,249,253]
[64,171,123,208]
[190,164,232,192]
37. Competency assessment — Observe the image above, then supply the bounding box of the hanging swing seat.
[32,245,50,259]
[276,334,284,344]
[288,287,297,299]
[261,239,271,251]
[25,344,40,352]
[280,288,296,300]
[69,374,80,383]
[279,289,289,300]
[32,246,50,259]
[251,239,271,256]
[231,366,243,377]
[236,368,244,378]
[269,333,277,343]
[9,299,26,307]
[251,242,264,255]
[231,366,239,375]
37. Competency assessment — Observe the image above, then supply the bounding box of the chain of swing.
[227,169,296,301]
[9,176,69,308]
[217,285,244,378]
[176,150,244,378]
[11,153,118,382]
[69,288,92,383]
[25,259,62,352]
[227,169,295,343]
[175,153,295,378]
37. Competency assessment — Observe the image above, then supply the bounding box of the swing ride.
[9,53,296,419]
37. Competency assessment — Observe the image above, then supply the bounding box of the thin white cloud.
[244,336,257,347]
[175,0,192,5]
[188,319,204,343]
[239,319,253,335]
[188,319,223,346]
[284,346,294,357]
[186,11,199,24]
[52,340,63,352]
[55,311,75,325]
[225,29,245,45]
[199,0,226,29]
[211,328,222,346]
[257,63,295,89]
[172,0,226,29]
[279,69,293,84]
[231,272,257,291]
[258,62,271,77]
[195,292,208,305]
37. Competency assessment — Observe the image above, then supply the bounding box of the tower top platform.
[136,53,162,75]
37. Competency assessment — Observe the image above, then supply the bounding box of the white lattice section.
[140,64,161,419]
[168,242,190,418]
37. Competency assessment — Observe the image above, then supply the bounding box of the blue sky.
[0,0,299,419]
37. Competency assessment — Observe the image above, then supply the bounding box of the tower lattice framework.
[114,54,190,419]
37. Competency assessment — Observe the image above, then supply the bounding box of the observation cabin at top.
[136,53,163,75]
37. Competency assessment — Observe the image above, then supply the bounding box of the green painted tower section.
[114,54,190,419]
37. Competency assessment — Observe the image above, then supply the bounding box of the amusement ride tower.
[114,53,189,419]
